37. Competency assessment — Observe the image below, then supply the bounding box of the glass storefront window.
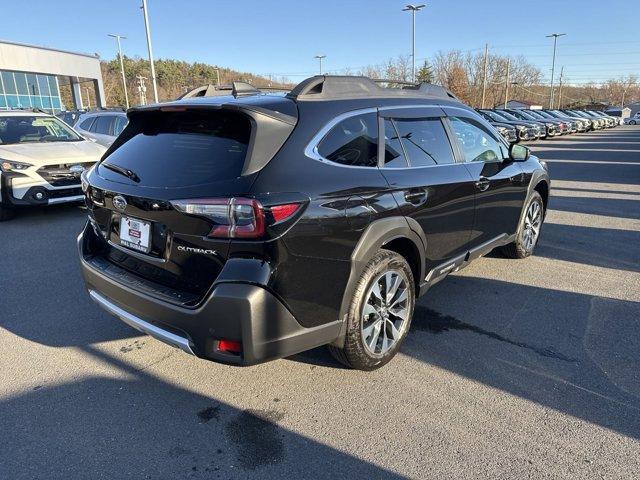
[1,70,62,113]
[15,73,29,95]
[2,72,16,95]
[6,95,19,108]
[37,75,51,97]
[48,76,58,95]
[26,74,39,96]
[18,95,32,108]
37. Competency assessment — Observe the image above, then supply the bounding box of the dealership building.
[0,40,105,113]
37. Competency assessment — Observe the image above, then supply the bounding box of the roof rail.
[178,81,288,100]
[286,75,459,102]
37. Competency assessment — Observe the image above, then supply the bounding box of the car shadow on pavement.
[550,195,640,220]
[406,274,640,441]
[0,345,406,480]
[535,222,640,273]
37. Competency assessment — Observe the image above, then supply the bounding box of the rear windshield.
[100,110,251,187]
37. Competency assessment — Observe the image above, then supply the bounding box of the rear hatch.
[84,102,296,302]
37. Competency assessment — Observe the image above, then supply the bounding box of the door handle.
[475,177,490,192]
[404,189,427,205]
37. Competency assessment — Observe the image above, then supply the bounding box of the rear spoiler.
[104,103,297,177]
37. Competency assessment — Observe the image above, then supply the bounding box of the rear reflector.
[270,203,301,223]
[217,339,241,354]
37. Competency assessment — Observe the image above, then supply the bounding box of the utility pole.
[108,34,129,109]
[402,4,426,82]
[503,58,510,109]
[314,54,326,75]
[557,66,564,109]
[136,75,148,105]
[215,68,220,86]
[546,33,566,109]
[481,43,489,108]
[140,0,159,103]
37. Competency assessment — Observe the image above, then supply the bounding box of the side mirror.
[509,143,530,162]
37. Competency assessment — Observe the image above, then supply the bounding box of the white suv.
[0,110,106,220]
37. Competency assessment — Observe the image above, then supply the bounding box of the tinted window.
[79,117,95,131]
[393,118,455,166]
[449,117,503,163]
[383,119,408,168]
[101,110,251,187]
[317,113,378,167]
[93,115,113,135]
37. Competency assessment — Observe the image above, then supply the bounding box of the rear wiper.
[101,162,140,183]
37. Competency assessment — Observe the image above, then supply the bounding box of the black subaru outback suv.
[79,76,549,370]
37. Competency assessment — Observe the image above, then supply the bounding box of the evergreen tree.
[416,60,433,83]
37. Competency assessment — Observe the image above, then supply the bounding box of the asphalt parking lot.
[1,126,639,479]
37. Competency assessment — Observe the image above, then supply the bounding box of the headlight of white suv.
[0,160,33,172]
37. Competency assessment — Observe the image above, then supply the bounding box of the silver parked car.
[74,110,128,147]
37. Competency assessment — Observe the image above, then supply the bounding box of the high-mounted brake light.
[171,197,301,239]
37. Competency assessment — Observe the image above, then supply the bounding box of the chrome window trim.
[305,104,470,170]
[304,107,378,169]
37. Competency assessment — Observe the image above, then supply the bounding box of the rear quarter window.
[317,113,378,167]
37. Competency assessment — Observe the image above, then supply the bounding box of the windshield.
[524,110,544,120]
[514,111,538,121]
[480,110,506,122]
[494,110,520,121]
[0,116,82,145]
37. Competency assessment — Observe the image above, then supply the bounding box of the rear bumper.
[78,223,340,365]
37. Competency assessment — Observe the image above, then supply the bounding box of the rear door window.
[383,119,408,168]
[100,110,251,187]
[93,115,113,135]
[79,117,95,131]
[317,113,378,167]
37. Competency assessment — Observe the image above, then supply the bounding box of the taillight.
[171,197,301,239]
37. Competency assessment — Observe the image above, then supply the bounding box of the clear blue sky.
[2,0,640,85]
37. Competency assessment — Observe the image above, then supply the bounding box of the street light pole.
[402,4,426,82]
[314,55,326,75]
[546,33,566,109]
[141,0,159,103]
[108,34,129,109]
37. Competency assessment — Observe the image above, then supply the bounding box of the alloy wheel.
[522,200,542,251]
[361,269,411,356]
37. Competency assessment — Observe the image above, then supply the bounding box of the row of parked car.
[477,108,622,144]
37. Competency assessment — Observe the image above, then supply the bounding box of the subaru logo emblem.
[113,195,127,212]
[69,164,84,173]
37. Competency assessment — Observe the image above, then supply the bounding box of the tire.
[329,249,415,371]
[500,191,544,259]
[0,203,15,221]
[631,120,637,125]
